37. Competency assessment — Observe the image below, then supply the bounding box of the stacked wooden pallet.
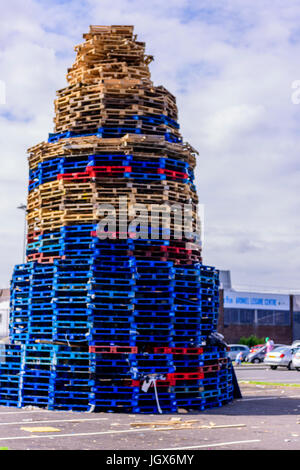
[28,135,197,169]
[2,26,234,414]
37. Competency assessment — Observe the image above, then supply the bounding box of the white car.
[292,348,300,371]
[264,346,296,370]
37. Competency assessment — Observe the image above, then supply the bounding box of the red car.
[250,344,264,353]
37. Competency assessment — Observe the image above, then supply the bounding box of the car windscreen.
[255,346,266,353]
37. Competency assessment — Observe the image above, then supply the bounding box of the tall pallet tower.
[1,26,234,413]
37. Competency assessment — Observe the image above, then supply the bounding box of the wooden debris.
[130,420,246,431]
[20,426,61,433]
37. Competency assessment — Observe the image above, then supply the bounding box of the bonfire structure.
[1,26,234,413]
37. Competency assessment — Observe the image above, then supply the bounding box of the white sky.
[0,0,300,291]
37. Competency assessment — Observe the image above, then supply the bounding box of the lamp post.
[17,204,27,264]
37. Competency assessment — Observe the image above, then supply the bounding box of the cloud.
[0,0,300,291]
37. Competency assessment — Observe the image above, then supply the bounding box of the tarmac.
[0,382,299,452]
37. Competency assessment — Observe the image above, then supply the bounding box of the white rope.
[152,378,162,414]
[65,334,71,347]
[141,375,164,414]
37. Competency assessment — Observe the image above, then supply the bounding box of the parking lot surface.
[0,377,300,451]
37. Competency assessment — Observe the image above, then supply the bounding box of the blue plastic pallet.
[89,398,138,407]
[0,399,19,407]
[87,303,134,312]
[22,381,50,391]
[175,400,205,410]
[19,396,49,407]
[88,154,132,166]
[131,114,179,129]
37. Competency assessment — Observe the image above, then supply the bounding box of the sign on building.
[224,291,290,311]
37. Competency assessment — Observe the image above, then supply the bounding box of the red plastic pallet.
[166,371,204,384]
[130,371,205,388]
[26,253,66,263]
[57,166,132,181]
[57,172,90,180]
[86,165,131,175]
[153,347,204,355]
[27,230,44,243]
[157,168,188,179]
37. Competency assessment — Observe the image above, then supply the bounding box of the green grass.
[0,448,9,450]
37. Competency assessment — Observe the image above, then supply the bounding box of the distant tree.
[239,335,265,348]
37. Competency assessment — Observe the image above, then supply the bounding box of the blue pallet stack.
[0,25,234,413]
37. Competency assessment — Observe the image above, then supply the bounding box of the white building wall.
[0,301,9,338]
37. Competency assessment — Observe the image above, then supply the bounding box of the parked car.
[292,340,300,348]
[292,347,300,371]
[249,344,264,353]
[246,344,286,363]
[227,344,250,361]
[264,346,296,370]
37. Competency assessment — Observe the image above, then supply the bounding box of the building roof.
[0,289,9,302]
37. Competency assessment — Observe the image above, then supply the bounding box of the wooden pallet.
[24,26,203,247]
[28,134,196,171]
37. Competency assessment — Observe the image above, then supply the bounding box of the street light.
[17,204,27,264]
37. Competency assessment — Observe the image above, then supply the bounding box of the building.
[0,289,9,339]
[217,271,299,345]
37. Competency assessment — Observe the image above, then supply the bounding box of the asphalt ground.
[0,377,300,453]
[236,362,300,384]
